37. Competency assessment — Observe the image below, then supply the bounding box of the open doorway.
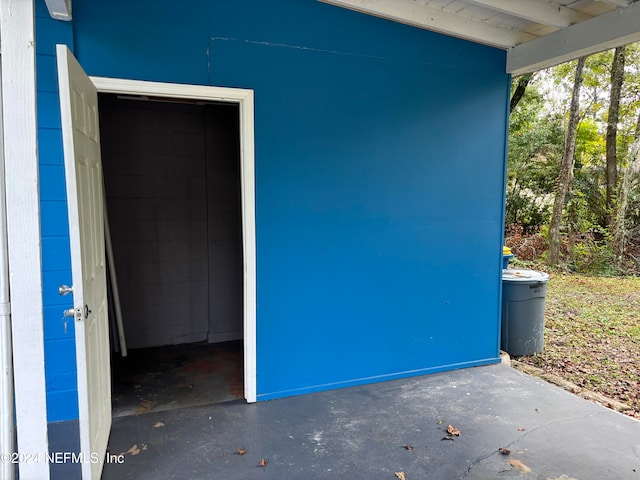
[98,92,245,416]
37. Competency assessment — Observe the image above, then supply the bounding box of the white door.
[57,44,111,479]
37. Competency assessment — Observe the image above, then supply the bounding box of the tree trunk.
[547,57,587,266]
[567,194,577,263]
[612,109,640,262]
[605,46,626,225]
[510,73,533,113]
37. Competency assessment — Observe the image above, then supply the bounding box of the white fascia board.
[468,0,582,28]
[320,0,534,48]
[507,0,640,75]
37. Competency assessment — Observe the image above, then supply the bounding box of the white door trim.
[90,77,258,403]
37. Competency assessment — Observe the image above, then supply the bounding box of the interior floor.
[111,341,243,418]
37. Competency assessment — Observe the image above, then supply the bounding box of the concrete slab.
[102,364,640,480]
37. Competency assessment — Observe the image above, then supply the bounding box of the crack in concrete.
[457,413,596,479]
[457,450,498,480]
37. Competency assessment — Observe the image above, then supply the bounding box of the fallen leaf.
[126,444,140,456]
[142,444,148,451]
[135,399,156,415]
[403,445,414,451]
[508,458,532,474]
[236,447,247,455]
[517,427,526,431]
[446,425,461,436]
[152,422,165,428]
[498,448,511,455]
[395,472,406,480]
[437,419,444,425]
[258,458,268,467]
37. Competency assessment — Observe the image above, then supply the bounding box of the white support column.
[0,1,50,479]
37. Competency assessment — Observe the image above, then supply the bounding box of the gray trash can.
[501,269,550,356]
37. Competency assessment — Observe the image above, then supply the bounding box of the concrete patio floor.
[102,363,640,480]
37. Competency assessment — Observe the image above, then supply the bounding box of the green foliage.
[505,189,551,230]
[575,119,605,167]
[570,235,621,275]
[507,43,640,273]
[507,77,563,230]
[570,168,607,227]
[622,170,640,227]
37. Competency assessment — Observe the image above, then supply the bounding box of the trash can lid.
[502,268,550,283]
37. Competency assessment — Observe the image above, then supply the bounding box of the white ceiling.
[320,0,640,75]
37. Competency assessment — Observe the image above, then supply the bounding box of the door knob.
[59,285,73,296]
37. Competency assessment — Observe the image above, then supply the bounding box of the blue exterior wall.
[36,0,79,422]
[37,0,509,420]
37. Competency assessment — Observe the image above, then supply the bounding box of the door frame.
[90,77,257,403]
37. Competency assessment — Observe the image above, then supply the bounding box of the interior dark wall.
[98,94,242,348]
[205,104,243,343]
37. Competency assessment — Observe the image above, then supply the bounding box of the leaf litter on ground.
[515,273,640,419]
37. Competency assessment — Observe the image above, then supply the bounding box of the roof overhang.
[42,0,640,75]
[320,0,640,75]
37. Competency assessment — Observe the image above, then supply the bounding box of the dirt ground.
[514,273,640,419]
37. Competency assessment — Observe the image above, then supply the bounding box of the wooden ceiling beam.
[467,0,585,28]
[320,0,534,48]
[595,0,632,7]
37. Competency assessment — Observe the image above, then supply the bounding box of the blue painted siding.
[37,0,509,419]
[36,10,78,422]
